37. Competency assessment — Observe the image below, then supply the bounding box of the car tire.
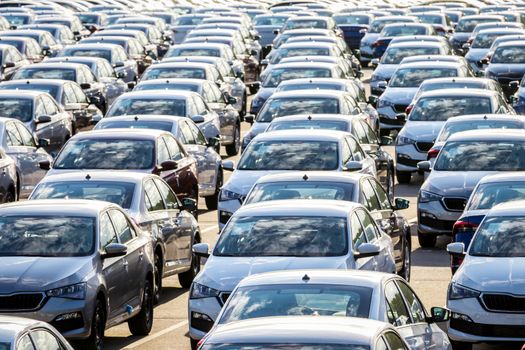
[76,298,105,350]
[128,279,154,336]
[418,231,437,248]
[379,128,390,137]
[153,253,163,304]
[450,340,472,350]
[396,171,411,185]
[179,248,200,288]
[205,169,222,210]
[399,236,411,281]
[190,338,199,350]
[225,125,240,156]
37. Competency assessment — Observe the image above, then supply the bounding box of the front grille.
[415,142,434,153]
[442,197,467,211]
[396,155,419,167]
[394,104,408,113]
[51,317,84,333]
[218,292,231,306]
[482,294,525,313]
[0,293,45,311]
[418,215,455,231]
[450,318,525,338]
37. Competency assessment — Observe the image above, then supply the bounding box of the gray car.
[0,199,155,349]
[0,316,74,350]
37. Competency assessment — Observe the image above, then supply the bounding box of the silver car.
[0,316,74,350]
[0,200,155,349]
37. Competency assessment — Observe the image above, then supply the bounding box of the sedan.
[0,29,62,57]
[0,36,44,63]
[0,43,29,80]
[0,316,74,350]
[485,40,525,97]
[371,23,437,59]
[0,200,155,349]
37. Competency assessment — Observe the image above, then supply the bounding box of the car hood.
[380,87,419,104]
[373,64,397,79]
[456,257,525,294]
[196,256,348,292]
[0,256,94,293]
[486,63,525,77]
[399,121,446,142]
[452,32,471,43]
[361,33,380,45]
[422,171,496,197]
[246,121,270,139]
[253,87,275,102]
[465,48,489,62]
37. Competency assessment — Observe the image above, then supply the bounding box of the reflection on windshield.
[264,68,332,87]
[382,25,428,37]
[0,99,33,122]
[107,98,186,116]
[63,49,112,62]
[470,217,525,257]
[268,120,348,132]
[334,15,370,25]
[410,97,492,122]
[201,345,369,350]
[390,68,458,87]
[492,46,525,63]
[142,67,206,80]
[257,98,339,122]
[468,183,525,210]
[168,48,220,57]
[271,48,331,64]
[279,83,343,92]
[13,68,76,81]
[284,20,328,30]
[245,181,355,204]
[381,47,440,64]
[438,120,523,142]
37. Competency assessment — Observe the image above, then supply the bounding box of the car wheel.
[396,171,411,185]
[179,248,200,288]
[190,338,199,350]
[399,238,411,281]
[241,94,247,117]
[450,341,472,350]
[379,128,390,137]
[205,169,222,210]
[76,298,105,350]
[153,253,162,304]
[225,125,240,156]
[387,167,395,201]
[418,231,437,248]
[128,279,154,336]
[4,187,15,203]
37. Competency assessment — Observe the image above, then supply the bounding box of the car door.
[356,208,394,273]
[41,94,67,147]
[156,135,181,196]
[350,211,376,271]
[346,135,376,176]
[384,280,418,348]
[180,120,214,189]
[164,134,196,199]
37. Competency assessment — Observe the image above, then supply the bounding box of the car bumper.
[395,145,425,172]
[360,45,373,61]
[218,199,242,229]
[379,112,405,131]
[418,201,462,235]
[188,297,223,340]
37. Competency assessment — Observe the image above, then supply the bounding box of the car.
[29,171,201,302]
[450,14,505,53]
[263,42,343,72]
[0,44,29,80]
[370,42,451,96]
[90,28,158,59]
[279,15,339,34]
[197,316,411,350]
[414,11,454,36]
[219,129,377,227]
[0,35,44,63]
[212,270,451,349]
[33,15,90,40]
[485,34,525,62]
[104,23,169,58]
[45,129,200,216]
[333,13,374,50]
[377,61,473,137]
[1,11,35,28]
[485,40,525,97]
[0,29,62,57]
[277,53,358,79]
[396,89,513,184]
[18,23,76,46]
[0,199,155,348]
[170,14,214,44]
[0,316,74,350]
[272,28,336,50]
[371,23,437,59]
[244,172,410,277]
[253,13,290,54]
[105,90,221,149]
[77,11,109,32]
[446,201,525,349]
[133,79,241,155]
[190,199,396,343]
[417,129,525,248]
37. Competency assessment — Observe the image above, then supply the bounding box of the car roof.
[478,172,525,185]
[279,42,336,49]
[71,128,166,140]
[445,114,522,123]
[278,78,349,85]
[447,129,525,142]
[0,199,116,216]
[255,129,349,141]
[269,61,338,70]
[97,114,183,123]
[487,200,525,216]
[0,79,69,87]
[418,88,497,98]
[278,28,333,34]
[47,56,107,64]
[148,61,212,69]
[64,43,119,50]
[0,316,50,339]
[477,28,525,35]
[269,89,347,99]
[388,41,444,49]
[137,78,205,86]
[18,62,82,70]
[496,40,525,48]
[170,42,227,49]
[116,90,196,99]
[37,170,156,185]
[421,77,492,85]
[397,61,462,69]
[253,171,369,184]
[238,199,360,217]
[205,316,389,345]
[0,90,42,98]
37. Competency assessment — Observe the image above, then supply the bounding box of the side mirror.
[227,96,237,105]
[235,70,245,80]
[250,81,261,93]
[359,28,368,34]
[380,135,393,145]
[417,160,431,172]
[80,83,91,89]
[428,307,450,323]
[260,59,269,66]
[370,58,380,67]
[191,115,205,123]
[377,80,387,89]
[193,242,210,258]
[113,61,125,68]
[222,160,235,171]
[253,34,262,40]
[182,197,197,212]
[101,243,127,259]
[37,138,50,148]
[354,243,380,259]
[447,242,465,255]
[394,197,410,210]
[116,71,127,79]
[39,159,51,170]
[479,58,489,65]
[159,160,178,171]
[462,43,470,50]
[90,114,103,125]
[273,29,280,35]
[245,114,255,124]
[368,95,378,106]
[35,115,52,124]
[250,49,258,56]
[2,62,15,69]
[509,80,520,90]
[127,81,136,89]
[395,113,406,122]
[207,137,219,148]
[42,48,50,56]
[343,160,363,172]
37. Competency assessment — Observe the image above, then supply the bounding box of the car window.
[99,212,118,249]
[16,122,36,147]
[179,122,195,144]
[194,95,208,115]
[363,120,379,144]
[154,178,179,209]
[63,84,77,104]
[144,179,166,211]
[157,137,170,163]
[71,84,88,103]
[356,209,379,242]
[17,334,35,350]
[109,209,135,244]
[82,67,96,83]
[35,98,46,117]
[3,48,13,64]
[209,83,225,103]
[163,135,184,161]
[342,138,352,164]
[385,281,411,327]
[347,136,365,161]
[352,120,368,144]
[188,121,207,145]
[369,179,391,210]
[350,212,366,248]
[361,179,381,212]
[76,68,87,84]
[30,329,62,350]
[375,337,389,350]
[6,121,23,146]
[42,95,59,115]
[396,280,426,323]
[383,331,408,350]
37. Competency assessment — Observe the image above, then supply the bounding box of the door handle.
[139,251,144,260]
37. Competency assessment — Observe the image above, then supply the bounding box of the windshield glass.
[438,120,523,142]
[390,68,458,87]
[239,141,339,170]
[470,216,525,257]
[278,82,343,92]
[245,181,355,204]
[142,67,206,80]
[54,139,155,170]
[201,345,368,350]
[62,48,111,62]
[0,98,33,122]
[333,15,370,25]
[419,82,484,96]
[492,46,525,63]
[12,68,76,81]
[267,120,348,132]
[254,16,288,26]
[434,140,525,171]
[31,181,135,209]
[168,48,220,57]
[472,32,505,48]
[219,284,372,322]
[456,18,500,32]
[381,47,440,64]
[107,98,186,117]
[271,48,331,64]
[96,120,173,131]
[135,83,199,92]
[4,14,31,26]
[284,20,328,30]
[410,96,492,122]
[0,216,95,257]
[0,84,59,100]
[263,68,332,87]
[382,25,428,36]
[215,216,348,257]
[257,98,339,122]
[417,14,443,24]
[467,183,525,210]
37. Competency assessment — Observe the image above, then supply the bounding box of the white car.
[213,270,451,350]
[446,201,525,349]
[218,129,377,228]
[189,200,395,343]
[0,316,74,350]
[197,316,411,350]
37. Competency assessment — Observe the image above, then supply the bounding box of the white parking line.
[201,225,218,233]
[123,320,188,349]
[408,217,418,225]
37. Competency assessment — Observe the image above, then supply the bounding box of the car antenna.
[85,174,91,180]
[134,115,139,121]
[307,115,312,120]
[302,174,308,181]
[483,115,487,120]
[302,274,310,282]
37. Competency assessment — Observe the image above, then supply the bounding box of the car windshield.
[434,140,525,171]
[239,141,339,171]
[245,181,355,204]
[257,98,339,122]
[278,82,343,92]
[410,96,492,122]
[417,15,443,24]
[456,18,499,32]
[0,98,33,122]
[267,120,348,132]
[254,16,288,26]
[62,48,112,62]
[470,216,525,257]
[96,120,173,131]
[0,40,23,52]
[271,48,331,64]
[491,46,525,63]
[381,25,428,36]
[219,283,372,323]
[135,83,199,92]
[106,98,186,117]
[78,14,100,24]
[4,14,31,26]
[437,120,524,142]
[142,67,207,80]
[0,216,95,257]
[31,181,135,209]
[0,84,59,101]
[419,82,484,97]
[12,68,76,81]
[201,345,368,350]
[285,20,328,30]
[381,47,440,64]
[53,139,155,170]
[333,15,370,25]
[390,68,458,88]
[467,183,525,210]
[263,68,332,87]
[214,216,348,257]
[472,32,506,48]
[168,48,220,57]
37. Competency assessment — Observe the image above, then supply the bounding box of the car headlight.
[251,97,264,108]
[377,99,394,108]
[220,188,243,201]
[396,136,416,145]
[47,282,87,300]
[418,190,442,203]
[371,75,387,83]
[448,283,480,300]
[190,282,220,299]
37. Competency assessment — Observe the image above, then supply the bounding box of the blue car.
[333,13,374,50]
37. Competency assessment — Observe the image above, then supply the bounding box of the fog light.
[219,211,233,225]
[55,312,82,322]
[192,312,213,322]
[421,212,437,220]
[451,312,473,322]
[398,154,411,160]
